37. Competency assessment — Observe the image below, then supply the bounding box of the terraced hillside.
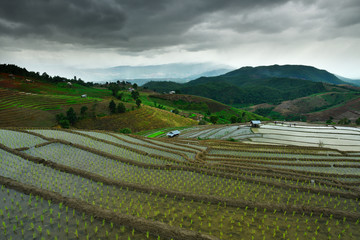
[179,123,360,151]
[0,89,102,127]
[0,127,359,239]
[75,105,198,132]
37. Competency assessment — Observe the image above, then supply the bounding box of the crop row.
[0,91,98,111]
[2,142,359,215]
[205,141,344,156]
[27,129,184,165]
[0,184,152,240]
[71,130,193,162]
[0,129,47,149]
[0,149,218,239]
[1,157,359,240]
[1,127,360,239]
[206,149,358,161]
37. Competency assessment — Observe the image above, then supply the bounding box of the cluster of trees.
[56,106,88,128]
[0,64,92,87]
[108,82,133,99]
[327,116,360,125]
[130,90,142,107]
[108,82,142,108]
[109,100,126,114]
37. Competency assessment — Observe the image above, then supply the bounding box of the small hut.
[250,120,261,128]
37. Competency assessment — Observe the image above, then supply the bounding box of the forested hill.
[0,64,92,87]
[222,64,345,85]
[144,65,350,105]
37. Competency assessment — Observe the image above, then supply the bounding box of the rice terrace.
[0,122,360,239]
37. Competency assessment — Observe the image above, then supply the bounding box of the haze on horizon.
[0,0,359,80]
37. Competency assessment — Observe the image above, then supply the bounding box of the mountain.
[144,64,348,105]
[125,68,232,86]
[75,63,233,83]
[223,64,345,85]
[336,75,360,87]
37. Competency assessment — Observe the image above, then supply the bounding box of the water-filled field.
[0,126,359,239]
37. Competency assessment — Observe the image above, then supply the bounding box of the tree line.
[0,64,92,87]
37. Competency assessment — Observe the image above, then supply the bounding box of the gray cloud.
[0,0,127,45]
[0,0,294,49]
[0,0,359,78]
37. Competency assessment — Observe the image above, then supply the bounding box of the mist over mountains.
[72,63,232,84]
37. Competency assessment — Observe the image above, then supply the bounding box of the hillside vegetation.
[144,65,360,123]
[75,105,198,132]
[0,64,263,130]
[144,64,351,106]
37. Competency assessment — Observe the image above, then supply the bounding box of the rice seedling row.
[206,149,356,160]
[1,161,359,240]
[68,130,191,163]
[258,128,360,141]
[1,127,360,239]
[28,129,182,165]
[0,129,47,149]
[0,149,220,239]
[0,185,152,240]
[6,144,360,218]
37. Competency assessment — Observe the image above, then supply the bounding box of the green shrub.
[59,119,70,129]
[119,128,132,134]
[198,119,207,125]
[356,117,360,125]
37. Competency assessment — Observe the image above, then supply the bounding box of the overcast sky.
[0,0,359,79]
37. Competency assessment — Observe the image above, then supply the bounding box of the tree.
[210,115,218,124]
[131,90,139,100]
[66,107,77,125]
[326,116,334,125]
[133,83,138,90]
[109,84,121,97]
[116,92,123,101]
[136,98,142,108]
[56,113,66,122]
[356,117,360,125]
[230,115,237,124]
[117,103,126,113]
[119,128,132,134]
[338,118,350,125]
[59,119,70,129]
[80,106,88,118]
[198,119,207,125]
[109,100,116,114]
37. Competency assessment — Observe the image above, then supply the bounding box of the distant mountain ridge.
[336,75,360,87]
[223,64,345,85]
[144,64,351,105]
[77,63,233,83]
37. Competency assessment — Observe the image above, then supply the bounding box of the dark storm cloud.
[0,0,290,49]
[0,0,359,51]
[0,0,127,45]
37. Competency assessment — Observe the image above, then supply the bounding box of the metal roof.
[250,120,261,124]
